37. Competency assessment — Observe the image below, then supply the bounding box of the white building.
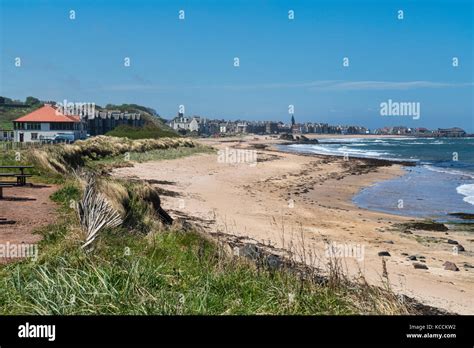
[169,115,201,133]
[0,129,14,141]
[189,118,200,132]
[13,104,87,142]
[236,122,247,133]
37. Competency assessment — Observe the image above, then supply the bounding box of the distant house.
[291,123,302,134]
[391,126,409,135]
[206,121,220,135]
[414,127,432,137]
[436,127,466,138]
[277,122,291,134]
[246,122,265,134]
[0,129,14,141]
[219,121,236,134]
[265,122,278,134]
[189,118,200,133]
[169,115,200,133]
[236,122,248,133]
[219,123,228,134]
[13,104,87,142]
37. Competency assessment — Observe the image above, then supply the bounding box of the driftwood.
[76,176,123,248]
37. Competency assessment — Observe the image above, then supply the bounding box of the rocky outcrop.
[279,133,319,144]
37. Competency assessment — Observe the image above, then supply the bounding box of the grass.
[0,147,54,180]
[85,145,215,171]
[50,181,82,213]
[0,136,197,184]
[0,104,40,125]
[106,125,179,139]
[0,145,66,184]
[0,224,360,315]
[0,121,13,130]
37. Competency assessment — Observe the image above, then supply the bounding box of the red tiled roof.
[14,104,81,123]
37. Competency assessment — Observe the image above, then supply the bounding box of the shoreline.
[273,144,418,167]
[112,135,474,314]
[276,136,474,222]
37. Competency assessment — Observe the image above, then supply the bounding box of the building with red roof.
[13,104,87,142]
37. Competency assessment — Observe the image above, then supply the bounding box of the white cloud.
[312,80,474,91]
[100,80,474,92]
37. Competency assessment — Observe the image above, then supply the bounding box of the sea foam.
[457,184,474,205]
[424,165,474,179]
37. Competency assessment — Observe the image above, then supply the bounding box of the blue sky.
[1,0,473,131]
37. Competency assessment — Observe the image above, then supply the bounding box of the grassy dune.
[106,124,179,139]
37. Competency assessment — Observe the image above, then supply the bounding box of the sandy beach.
[113,135,474,314]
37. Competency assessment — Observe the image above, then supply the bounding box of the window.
[26,123,41,130]
[50,122,74,130]
[31,133,38,140]
[3,132,7,138]
[14,122,25,130]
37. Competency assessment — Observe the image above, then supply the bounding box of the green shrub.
[50,181,81,207]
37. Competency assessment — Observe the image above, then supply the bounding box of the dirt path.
[0,184,58,248]
[112,137,474,314]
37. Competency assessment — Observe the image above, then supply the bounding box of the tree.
[291,114,295,126]
[25,96,40,105]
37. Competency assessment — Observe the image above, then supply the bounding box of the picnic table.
[0,165,34,198]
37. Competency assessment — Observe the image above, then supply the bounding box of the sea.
[279,137,474,222]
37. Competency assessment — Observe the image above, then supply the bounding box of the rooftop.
[14,104,81,123]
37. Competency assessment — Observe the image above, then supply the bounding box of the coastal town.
[167,113,469,138]
[0,97,469,143]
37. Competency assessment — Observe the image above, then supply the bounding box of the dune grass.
[0,226,361,315]
[85,144,214,171]
[0,136,198,184]
[106,124,179,139]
